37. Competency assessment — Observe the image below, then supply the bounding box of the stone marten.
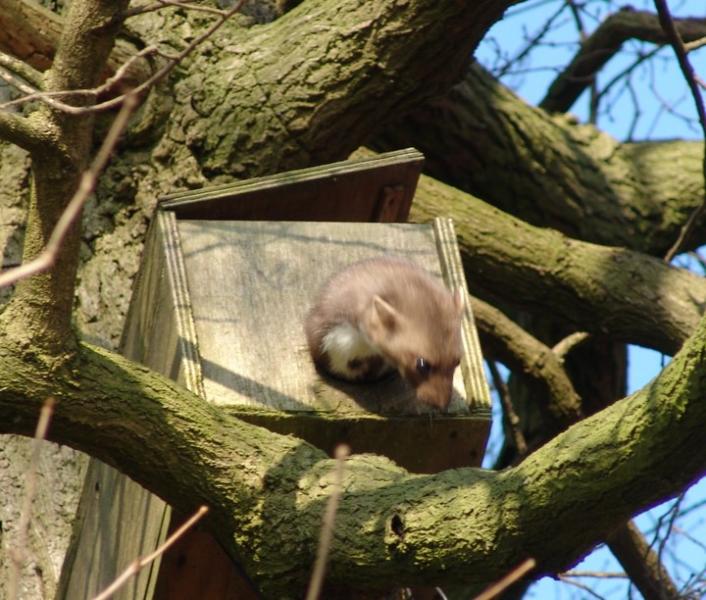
[304,256,463,410]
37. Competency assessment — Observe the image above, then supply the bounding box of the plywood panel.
[178,220,476,414]
[160,148,423,223]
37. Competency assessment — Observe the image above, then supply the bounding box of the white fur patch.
[321,322,391,379]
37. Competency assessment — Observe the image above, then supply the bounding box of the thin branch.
[496,2,568,79]
[607,519,681,600]
[0,0,244,117]
[488,360,528,457]
[471,296,583,426]
[0,109,47,152]
[0,93,138,289]
[86,0,247,112]
[540,9,706,113]
[305,444,350,600]
[591,45,663,111]
[685,35,706,51]
[126,0,228,18]
[557,573,608,599]
[551,331,590,361]
[563,570,628,579]
[0,50,44,88]
[91,505,209,600]
[473,558,536,600]
[654,0,706,261]
[7,398,55,600]
[51,0,246,115]
[0,63,66,114]
[671,525,706,553]
[0,46,159,112]
[655,492,684,591]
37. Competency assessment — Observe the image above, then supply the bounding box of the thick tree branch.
[1,299,705,594]
[540,8,706,114]
[473,295,679,597]
[410,174,706,355]
[473,293,679,598]
[376,63,706,256]
[607,521,680,600]
[1,0,130,354]
[472,295,583,427]
[166,0,513,177]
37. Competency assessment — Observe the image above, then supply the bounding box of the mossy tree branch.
[0,110,47,152]
[471,295,583,429]
[470,298,680,599]
[410,174,706,355]
[0,0,129,354]
[0,296,705,595]
[164,0,513,178]
[377,63,706,256]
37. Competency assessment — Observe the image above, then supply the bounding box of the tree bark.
[376,63,706,256]
[410,174,706,355]
[1,1,705,596]
[0,302,705,595]
[0,0,129,354]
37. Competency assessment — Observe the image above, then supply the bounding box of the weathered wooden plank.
[159,148,423,223]
[177,220,486,412]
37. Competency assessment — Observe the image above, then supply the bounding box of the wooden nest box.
[124,148,491,471]
[60,148,491,599]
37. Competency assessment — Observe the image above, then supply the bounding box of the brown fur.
[304,256,463,409]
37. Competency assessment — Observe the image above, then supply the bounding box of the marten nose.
[415,377,453,410]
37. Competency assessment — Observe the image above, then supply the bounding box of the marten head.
[362,288,464,410]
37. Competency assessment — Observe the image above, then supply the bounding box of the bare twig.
[672,525,706,552]
[0,93,138,289]
[557,573,608,599]
[473,557,536,600]
[540,9,706,114]
[496,2,568,79]
[655,492,684,592]
[552,331,590,361]
[0,0,245,116]
[0,50,44,88]
[591,45,662,113]
[0,65,56,109]
[488,361,528,457]
[91,505,209,600]
[563,570,628,579]
[608,518,681,599]
[126,0,228,18]
[0,46,160,112]
[7,398,55,600]
[654,0,706,261]
[305,444,350,600]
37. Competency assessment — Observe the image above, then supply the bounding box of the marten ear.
[453,287,465,317]
[368,295,400,335]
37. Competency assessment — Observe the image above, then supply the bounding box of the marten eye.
[416,357,431,376]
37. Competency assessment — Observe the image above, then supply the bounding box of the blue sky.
[474,1,706,597]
